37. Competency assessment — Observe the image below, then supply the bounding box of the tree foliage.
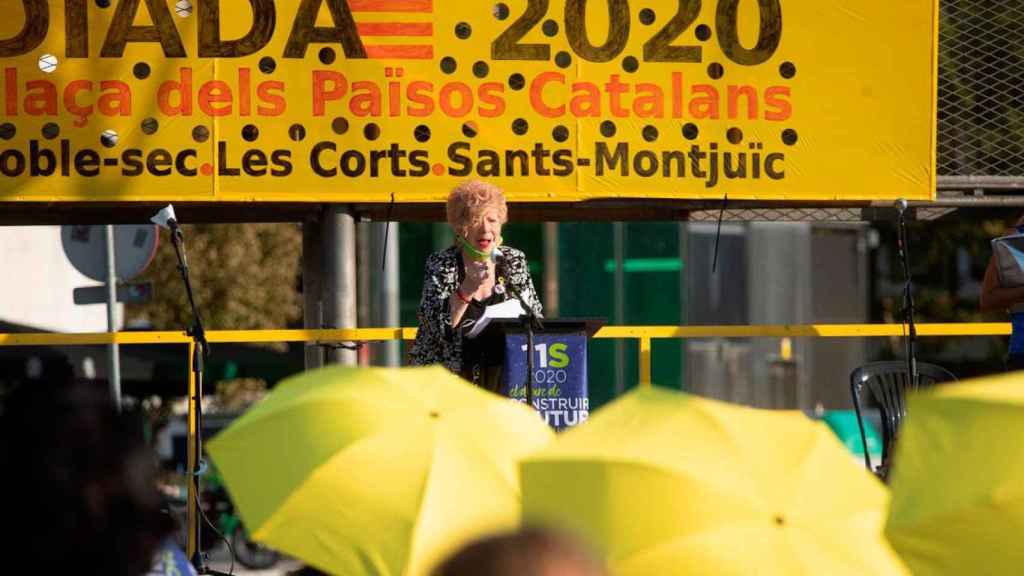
[126,224,302,331]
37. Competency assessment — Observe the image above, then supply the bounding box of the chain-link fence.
[939,0,1024,178]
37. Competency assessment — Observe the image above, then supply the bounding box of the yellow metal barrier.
[0,323,1012,385]
[5,321,1008,559]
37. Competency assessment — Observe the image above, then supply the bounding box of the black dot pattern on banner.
[440,56,457,74]
[543,19,559,36]
[639,8,656,25]
[494,3,510,20]
[552,125,569,142]
[726,127,743,144]
[242,124,259,141]
[508,73,525,90]
[259,57,276,74]
[95,0,110,7]
[555,51,572,69]
[473,61,489,78]
[708,62,724,79]
[100,131,117,148]
[414,124,431,142]
[364,123,381,140]
[462,122,478,138]
[682,123,699,140]
[780,61,796,79]
[642,125,659,142]
[512,118,529,135]
[319,47,336,65]
[455,22,472,39]
[695,24,712,41]
[782,128,798,145]
[141,118,158,135]
[600,121,616,138]
[622,56,639,73]
[289,123,305,141]
[332,117,349,135]
[774,515,786,526]
[192,125,209,143]
[42,122,60,139]
[133,62,150,79]
[0,123,14,140]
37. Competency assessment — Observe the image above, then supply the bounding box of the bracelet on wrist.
[455,289,471,304]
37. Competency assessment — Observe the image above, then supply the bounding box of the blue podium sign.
[501,331,589,431]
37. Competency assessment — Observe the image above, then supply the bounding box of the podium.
[471,317,604,431]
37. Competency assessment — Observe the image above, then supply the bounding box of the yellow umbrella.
[521,387,906,576]
[885,372,1024,575]
[206,364,554,576]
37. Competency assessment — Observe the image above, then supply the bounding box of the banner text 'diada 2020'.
[0,0,937,203]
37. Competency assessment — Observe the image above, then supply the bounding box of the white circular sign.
[61,225,159,282]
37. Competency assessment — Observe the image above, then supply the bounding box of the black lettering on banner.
[76,149,100,177]
[310,141,337,176]
[595,142,628,176]
[65,0,88,58]
[270,150,293,176]
[477,150,499,176]
[408,150,430,177]
[564,0,629,63]
[0,150,25,177]
[447,142,472,176]
[199,0,276,57]
[242,149,268,176]
[101,0,186,57]
[492,0,550,61]
[175,149,197,176]
[643,0,701,62]
[634,150,658,176]
[218,141,240,175]
[122,149,144,176]
[506,149,528,176]
[764,152,784,178]
[552,149,574,176]
[0,0,47,57]
[369,149,387,177]
[146,149,173,176]
[30,140,55,176]
[284,0,367,59]
[716,0,781,65]
[339,150,366,177]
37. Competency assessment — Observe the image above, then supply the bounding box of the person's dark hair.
[0,370,174,575]
[432,526,606,576]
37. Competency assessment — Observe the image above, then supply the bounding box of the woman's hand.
[460,259,490,296]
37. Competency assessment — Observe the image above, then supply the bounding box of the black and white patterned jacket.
[408,245,542,373]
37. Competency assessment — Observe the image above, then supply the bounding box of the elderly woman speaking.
[409,180,542,389]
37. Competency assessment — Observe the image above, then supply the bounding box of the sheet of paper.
[466,298,525,338]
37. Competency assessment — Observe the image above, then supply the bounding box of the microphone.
[895,198,908,214]
[150,204,179,232]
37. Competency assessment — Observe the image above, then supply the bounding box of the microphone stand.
[895,201,919,387]
[169,224,229,576]
[498,257,543,409]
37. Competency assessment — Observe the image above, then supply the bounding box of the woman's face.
[464,208,503,252]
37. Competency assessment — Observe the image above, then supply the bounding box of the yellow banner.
[0,0,936,203]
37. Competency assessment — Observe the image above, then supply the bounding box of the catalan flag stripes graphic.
[350,0,434,59]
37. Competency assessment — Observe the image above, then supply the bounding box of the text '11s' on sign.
[0,0,937,203]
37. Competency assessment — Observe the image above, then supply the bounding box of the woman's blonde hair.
[447,180,508,238]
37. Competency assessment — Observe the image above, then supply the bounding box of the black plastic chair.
[850,361,957,480]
